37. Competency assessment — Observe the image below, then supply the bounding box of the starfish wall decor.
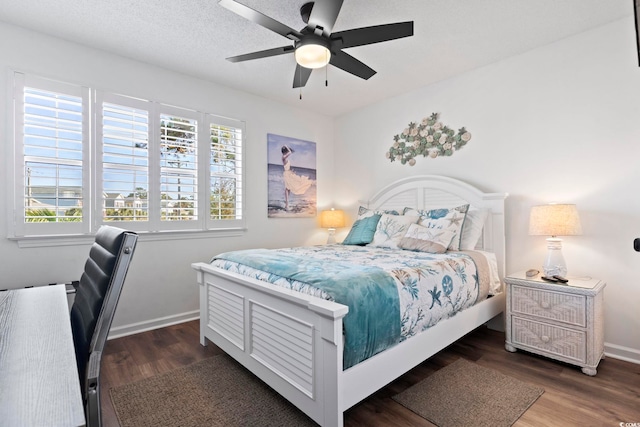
[386,113,472,165]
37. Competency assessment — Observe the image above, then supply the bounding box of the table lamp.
[529,203,582,277]
[320,208,345,244]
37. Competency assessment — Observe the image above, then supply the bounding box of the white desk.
[0,285,85,426]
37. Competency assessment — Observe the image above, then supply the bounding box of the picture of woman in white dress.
[267,133,316,218]
[281,145,313,211]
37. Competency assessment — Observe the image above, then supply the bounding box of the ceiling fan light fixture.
[220,0,414,88]
[295,37,331,69]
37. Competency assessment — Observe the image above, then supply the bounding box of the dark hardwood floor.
[101,320,640,426]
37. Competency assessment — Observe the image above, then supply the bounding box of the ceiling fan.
[219,0,414,88]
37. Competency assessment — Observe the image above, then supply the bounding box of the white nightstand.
[504,271,605,376]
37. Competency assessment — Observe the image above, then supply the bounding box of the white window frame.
[8,71,246,244]
[156,104,202,231]
[10,72,91,238]
[94,91,153,233]
[205,114,244,231]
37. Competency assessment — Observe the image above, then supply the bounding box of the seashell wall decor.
[386,113,471,165]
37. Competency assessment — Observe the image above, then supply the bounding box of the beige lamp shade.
[320,209,345,229]
[529,204,582,237]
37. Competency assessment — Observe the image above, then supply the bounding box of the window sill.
[9,227,247,248]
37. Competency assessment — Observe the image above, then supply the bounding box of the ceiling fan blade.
[227,46,294,63]
[306,0,344,36]
[332,21,414,49]
[292,65,313,88]
[218,0,303,41]
[329,50,376,80]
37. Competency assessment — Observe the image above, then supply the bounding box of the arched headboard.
[364,175,508,282]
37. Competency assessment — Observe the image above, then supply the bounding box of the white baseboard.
[604,342,640,365]
[108,310,200,340]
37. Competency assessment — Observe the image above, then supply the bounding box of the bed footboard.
[193,262,349,427]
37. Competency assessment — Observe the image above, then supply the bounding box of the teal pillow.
[342,214,382,245]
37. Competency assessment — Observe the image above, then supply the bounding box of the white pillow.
[398,223,457,254]
[369,213,418,249]
[460,207,489,250]
[473,250,502,295]
[404,205,469,251]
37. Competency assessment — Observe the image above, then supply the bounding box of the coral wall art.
[386,113,471,165]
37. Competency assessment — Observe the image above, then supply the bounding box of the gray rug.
[392,358,544,427]
[110,354,317,427]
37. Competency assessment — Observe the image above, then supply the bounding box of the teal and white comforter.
[211,245,494,369]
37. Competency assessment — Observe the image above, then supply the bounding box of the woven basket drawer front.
[511,285,586,327]
[512,317,586,363]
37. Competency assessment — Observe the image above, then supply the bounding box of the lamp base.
[326,228,336,245]
[542,237,567,277]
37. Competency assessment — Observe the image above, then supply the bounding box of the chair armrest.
[61,281,80,294]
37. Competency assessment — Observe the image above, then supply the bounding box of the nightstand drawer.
[512,317,586,363]
[511,285,586,327]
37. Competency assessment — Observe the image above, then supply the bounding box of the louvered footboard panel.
[208,284,244,351]
[250,302,315,398]
[195,262,350,427]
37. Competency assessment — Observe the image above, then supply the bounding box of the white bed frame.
[192,175,508,427]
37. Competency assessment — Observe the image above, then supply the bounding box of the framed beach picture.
[267,133,317,218]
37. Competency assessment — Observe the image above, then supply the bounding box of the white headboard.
[364,175,508,281]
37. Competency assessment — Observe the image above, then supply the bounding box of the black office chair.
[70,225,137,427]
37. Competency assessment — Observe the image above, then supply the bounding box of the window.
[101,99,150,223]
[24,88,84,221]
[11,72,245,239]
[209,121,243,223]
[159,112,198,223]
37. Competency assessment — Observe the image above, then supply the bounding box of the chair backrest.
[70,225,137,426]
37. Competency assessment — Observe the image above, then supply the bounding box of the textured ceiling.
[0,0,632,116]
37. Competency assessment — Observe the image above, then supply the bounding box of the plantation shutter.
[13,73,90,237]
[159,112,198,224]
[209,121,243,223]
[23,88,83,220]
[100,98,150,223]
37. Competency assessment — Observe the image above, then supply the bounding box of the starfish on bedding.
[428,286,442,309]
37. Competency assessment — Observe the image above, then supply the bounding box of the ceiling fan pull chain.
[325,50,328,87]
[299,66,303,99]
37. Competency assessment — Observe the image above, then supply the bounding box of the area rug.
[110,354,317,427]
[392,358,544,427]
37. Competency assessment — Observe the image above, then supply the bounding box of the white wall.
[333,17,640,363]
[0,22,334,334]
